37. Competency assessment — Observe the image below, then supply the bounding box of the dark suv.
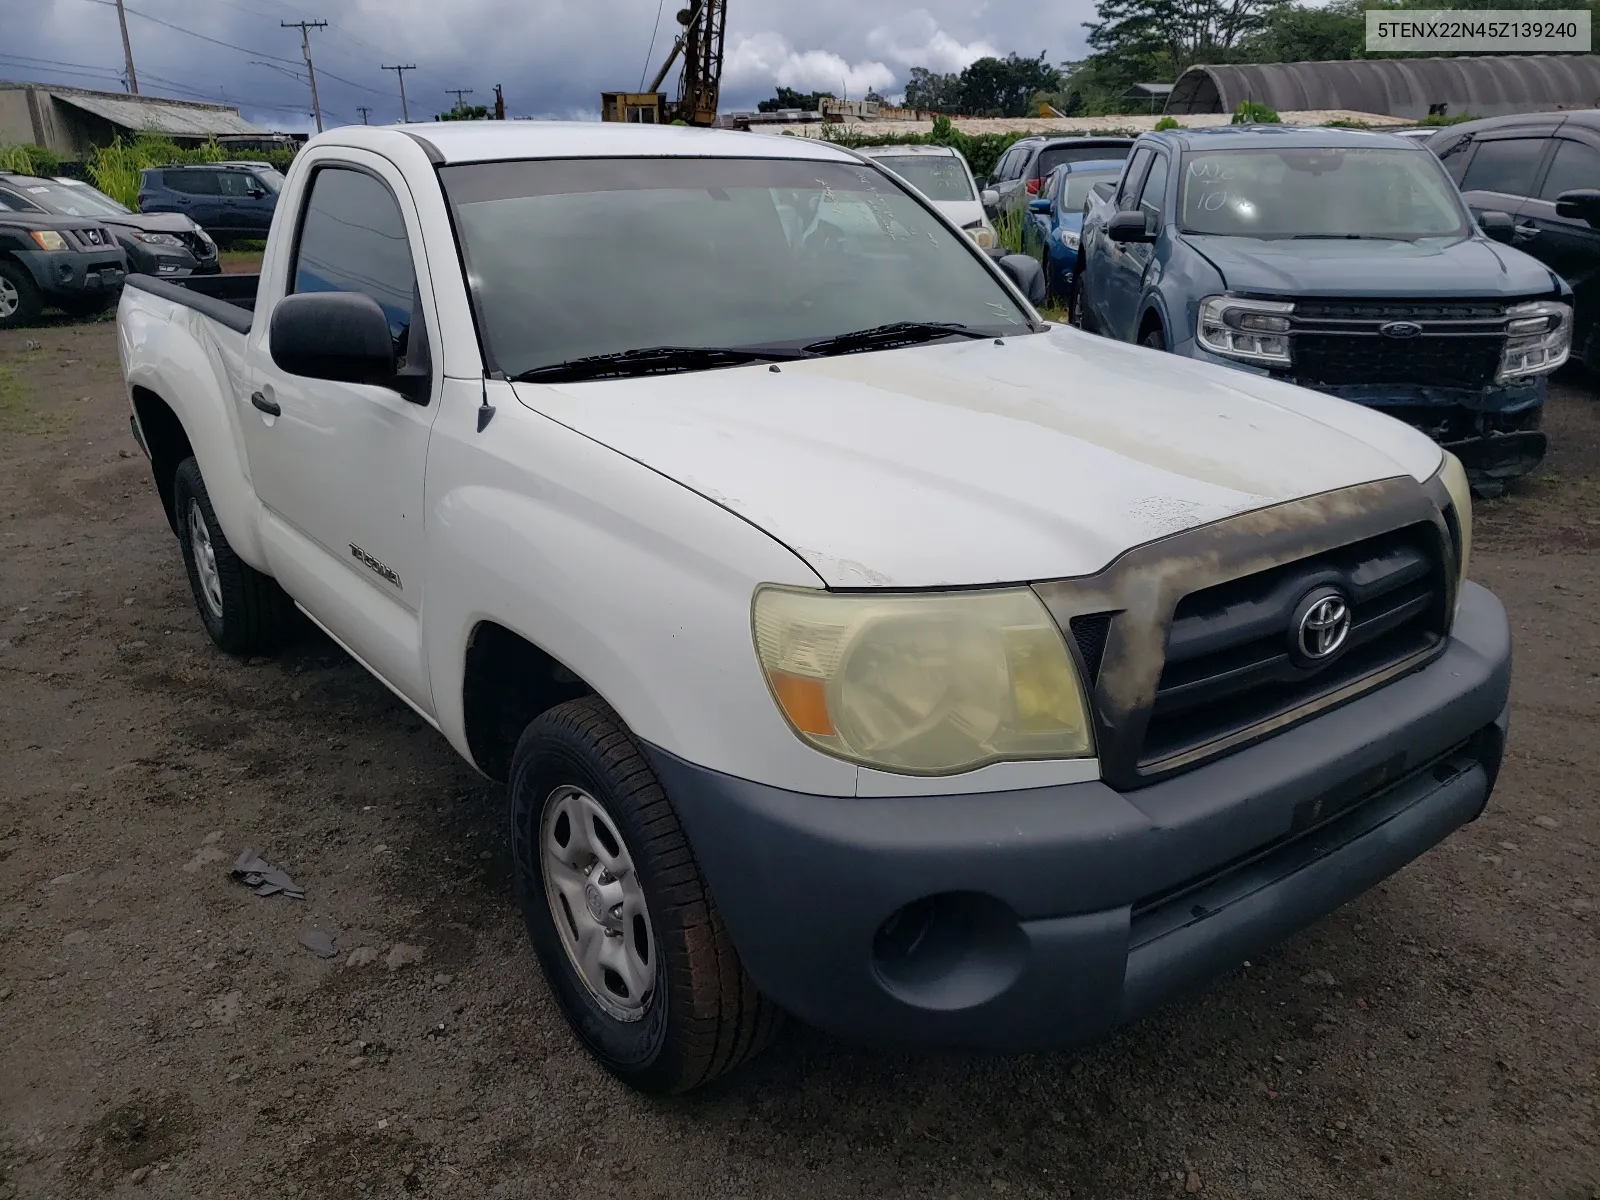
[1429,111,1600,369]
[138,163,284,244]
[982,136,1135,215]
[0,173,217,280]
[0,210,128,328]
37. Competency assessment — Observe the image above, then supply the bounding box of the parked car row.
[1047,122,1589,495]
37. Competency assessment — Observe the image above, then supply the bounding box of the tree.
[1085,0,1288,79]
[957,53,1063,117]
[904,67,962,113]
[757,87,833,112]
[435,103,490,121]
[1240,0,1365,61]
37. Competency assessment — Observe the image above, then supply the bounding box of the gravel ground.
[0,320,1596,1200]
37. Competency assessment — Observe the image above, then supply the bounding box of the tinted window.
[1058,170,1122,213]
[1138,153,1169,225]
[1540,138,1600,201]
[1117,149,1152,208]
[993,148,1021,181]
[292,166,416,343]
[441,156,1032,380]
[1460,138,1546,198]
[0,188,39,212]
[165,170,219,195]
[1038,143,1132,179]
[217,171,261,197]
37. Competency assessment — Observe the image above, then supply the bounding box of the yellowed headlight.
[752,585,1093,775]
[29,230,67,251]
[1438,450,1473,597]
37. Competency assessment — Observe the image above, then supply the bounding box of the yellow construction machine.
[601,0,727,126]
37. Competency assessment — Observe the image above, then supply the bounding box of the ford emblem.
[1379,320,1423,339]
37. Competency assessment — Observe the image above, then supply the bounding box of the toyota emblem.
[1379,320,1423,339]
[1290,587,1352,663]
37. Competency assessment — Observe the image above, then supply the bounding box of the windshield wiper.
[1290,233,1393,240]
[512,344,815,384]
[803,321,987,356]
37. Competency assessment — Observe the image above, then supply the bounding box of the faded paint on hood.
[512,327,1443,588]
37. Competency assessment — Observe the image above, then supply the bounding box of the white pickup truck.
[119,122,1512,1094]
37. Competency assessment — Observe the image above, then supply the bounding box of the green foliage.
[1418,110,1481,125]
[758,87,834,113]
[1232,99,1282,124]
[1154,116,1183,131]
[902,54,1065,118]
[1323,118,1373,128]
[821,111,1137,179]
[993,204,1029,255]
[0,143,62,176]
[84,134,291,209]
[435,104,490,121]
[670,119,689,126]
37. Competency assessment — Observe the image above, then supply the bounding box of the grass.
[0,362,76,440]
[219,249,265,274]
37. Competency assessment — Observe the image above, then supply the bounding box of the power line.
[357,105,371,124]
[79,0,302,67]
[281,19,327,133]
[445,88,473,111]
[382,64,415,122]
[639,0,667,91]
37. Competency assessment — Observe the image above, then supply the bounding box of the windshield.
[1178,147,1468,239]
[3,180,129,216]
[253,168,285,193]
[1037,144,1131,178]
[441,156,1032,379]
[872,155,975,202]
[1058,170,1122,213]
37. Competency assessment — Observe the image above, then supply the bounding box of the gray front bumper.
[645,582,1512,1050]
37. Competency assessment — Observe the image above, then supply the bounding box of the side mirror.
[1477,210,1515,243]
[1028,197,1051,214]
[998,253,1047,306]
[1107,210,1156,244]
[247,187,266,199]
[270,291,395,387]
[980,187,999,215]
[1555,188,1600,227]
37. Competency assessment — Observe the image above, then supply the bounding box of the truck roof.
[312,121,864,167]
[1151,125,1433,152]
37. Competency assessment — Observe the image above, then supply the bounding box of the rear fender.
[119,290,270,570]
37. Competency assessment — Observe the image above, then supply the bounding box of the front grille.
[1138,525,1447,767]
[1283,298,1509,391]
[69,227,108,248]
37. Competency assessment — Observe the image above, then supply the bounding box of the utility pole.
[383,64,416,122]
[446,88,474,113]
[357,106,372,124]
[113,0,139,94]
[493,84,505,120]
[281,20,328,132]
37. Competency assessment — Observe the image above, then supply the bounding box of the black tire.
[0,259,43,330]
[172,457,297,655]
[1071,268,1095,333]
[1141,324,1167,351]
[509,695,781,1093]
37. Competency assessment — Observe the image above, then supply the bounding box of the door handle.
[1514,223,1539,238]
[251,391,280,416]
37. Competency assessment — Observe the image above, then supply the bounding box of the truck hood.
[1186,234,1561,299]
[512,329,1443,588]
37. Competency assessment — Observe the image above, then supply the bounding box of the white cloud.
[723,31,896,99]
[865,12,1000,73]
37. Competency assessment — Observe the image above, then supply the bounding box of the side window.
[167,170,219,196]
[1137,153,1169,229]
[1117,148,1153,209]
[293,166,417,348]
[1539,138,1600,201]
[0,189,36,212]
[1436,137,1471,185]
[991,149,1016,181]
[1041,170,1060,201]
[1459,138,1547,198]
[217,171,259,197]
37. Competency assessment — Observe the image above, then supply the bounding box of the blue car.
[1076,126,1575,492]
[1020,159,1126,303]
[138,163,284,246]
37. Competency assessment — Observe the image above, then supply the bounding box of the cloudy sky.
[1,0,1095,130]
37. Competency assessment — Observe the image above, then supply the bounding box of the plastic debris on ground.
[231,848,305,899]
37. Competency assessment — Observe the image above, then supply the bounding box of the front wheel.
[509,696,781,1093]
[0,259,42,330]
[172,457,298,655]
[1141,324,1167,351]
[1070,269,1095,333]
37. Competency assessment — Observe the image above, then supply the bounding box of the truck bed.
[125,272,259,335]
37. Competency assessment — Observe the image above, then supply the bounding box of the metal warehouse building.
[1165,54,1600,120]
[0,80,268,159]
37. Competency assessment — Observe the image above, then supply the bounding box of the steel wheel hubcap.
[539,785,656,1021]
[187,500,224,619]
[0,277,17,319]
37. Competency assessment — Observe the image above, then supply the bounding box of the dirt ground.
[0,318,1596,1200]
